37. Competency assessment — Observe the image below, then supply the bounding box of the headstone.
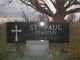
[26,40,49,60]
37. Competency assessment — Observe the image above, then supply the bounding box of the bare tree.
[19,0,80,22]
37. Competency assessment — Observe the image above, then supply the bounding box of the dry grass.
[66,22,80,60]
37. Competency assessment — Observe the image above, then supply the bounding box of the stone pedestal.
[26,40,49,60]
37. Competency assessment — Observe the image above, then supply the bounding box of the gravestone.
[26,40,49,60]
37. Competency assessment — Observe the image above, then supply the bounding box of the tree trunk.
[51,12,67,55]
[53,13,66,22]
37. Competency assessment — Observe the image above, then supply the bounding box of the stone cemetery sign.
[6,22,69,43]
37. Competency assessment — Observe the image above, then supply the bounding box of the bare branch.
[66,8,80,14]
[22,10,29,21]
[41,0,53,13]
[20,0,36,9]
[28,0,54,17]
[50,0,57,9]
[65,0,78,10]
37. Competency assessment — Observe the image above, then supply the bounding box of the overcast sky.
[0,0,41,21]
[0,0,80,21]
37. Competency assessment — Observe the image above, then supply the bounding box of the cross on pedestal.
[11,25,21,42]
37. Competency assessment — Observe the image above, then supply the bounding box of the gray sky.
[0,0,40,21]
[0,0,24,18]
